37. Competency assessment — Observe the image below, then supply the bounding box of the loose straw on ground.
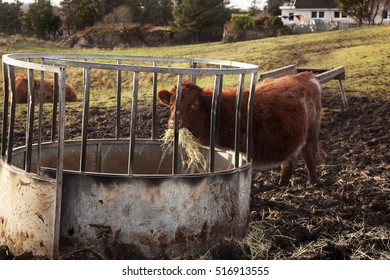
[161,128,208,173]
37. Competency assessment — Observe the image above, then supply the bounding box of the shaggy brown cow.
[157,72,322,186]
[10,76,78,103]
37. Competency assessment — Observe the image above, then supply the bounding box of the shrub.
[230,14,254,31]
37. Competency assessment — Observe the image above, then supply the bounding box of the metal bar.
[51,73,59,142]
[6,65,16,165]
[151,61,158,139]
[315,66,345,84]
[296,68,329,74]
[116,60,122,139]
[41,57,258,76]
[173,74,183,174]
[25,68,35,172]
[128,71,139,175]
[234,74,245,168]
[190,61,197,84]
[4,53,255,67]
[37,71,45,175]
[80,67,91,172]
[215,67,224,146]
[209,74,222,173]
[2,54,62,73]
[246,72,257,162]
[259,65,297,81]
[52,68,67,260]
[1,62,9,157]
[339,79,348,109]
[3,54,259,75]
[97,142,102,173]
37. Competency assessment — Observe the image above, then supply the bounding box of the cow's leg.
[302,140,318,185]
[279,157,295,186]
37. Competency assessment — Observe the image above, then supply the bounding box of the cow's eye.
[191,103,198,111]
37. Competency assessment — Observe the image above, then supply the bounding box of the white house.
[279,0,390,26]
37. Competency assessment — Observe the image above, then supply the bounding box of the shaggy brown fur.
[157,72,322,186]
[10,76,78,103]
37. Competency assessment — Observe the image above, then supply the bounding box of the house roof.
[295,0,338,9]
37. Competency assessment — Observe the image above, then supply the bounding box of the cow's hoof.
[278,178,290,187]
[307,180,324,188]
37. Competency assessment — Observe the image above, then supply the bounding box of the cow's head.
[157,81,210,143]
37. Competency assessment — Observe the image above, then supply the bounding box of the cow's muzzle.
[168,118,182,129]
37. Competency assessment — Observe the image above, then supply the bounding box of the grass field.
[1,24,390,98]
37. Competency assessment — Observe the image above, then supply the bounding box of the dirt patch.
[1,87,389,260]
[247,91,390,260]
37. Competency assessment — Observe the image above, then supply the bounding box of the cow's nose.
[168,119,182,129]
[168,119,174,128]
[168,119,175,129]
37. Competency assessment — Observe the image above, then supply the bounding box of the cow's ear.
[157,90,172,107]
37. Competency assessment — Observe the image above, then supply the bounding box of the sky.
[229,0,267,10]
[4,0,266,11]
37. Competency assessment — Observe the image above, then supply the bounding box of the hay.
[161,128,208,173]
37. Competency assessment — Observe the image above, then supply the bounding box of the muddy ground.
[0,86,389,260]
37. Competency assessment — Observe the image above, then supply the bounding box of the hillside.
[2,25,390,99]
[58,24,174,49]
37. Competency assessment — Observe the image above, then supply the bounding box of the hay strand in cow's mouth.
[161,128,208,173]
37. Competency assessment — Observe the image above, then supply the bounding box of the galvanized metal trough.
[0,54,258,259]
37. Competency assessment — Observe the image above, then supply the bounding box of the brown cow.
[157,72,322,186]
[10,76,78,103]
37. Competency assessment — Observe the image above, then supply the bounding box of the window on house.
[319,11,325,18]
[334,11,340,18]
[289,13,294,21]
[383,10,390,19]
[312,11,317,18]
[342,13,347,18]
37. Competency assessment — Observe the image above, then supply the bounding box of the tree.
[367,0,390,24]
[130,0,173,25]
[335,0,390,25]
[101,4,133,31]
[265,0,283,16]
[59,0,173,32]
[173,0,229,43]
[60,0,77,35]
[248,0,260,16]
[122,0,143,23]
[139,0,161,24]
[0,0,23,34]
[23,0,56,39]
[159,0,174,25]
[60,0,130,32]
[74,0,108,29]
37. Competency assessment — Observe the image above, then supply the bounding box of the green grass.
[1,25,390,101]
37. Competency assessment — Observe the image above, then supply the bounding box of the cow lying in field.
[157,72,322,186]
[10,76,78,103]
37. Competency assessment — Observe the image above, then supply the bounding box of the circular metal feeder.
[0,54,258,259]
